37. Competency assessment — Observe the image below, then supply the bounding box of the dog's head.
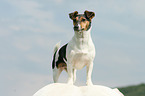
[69,10,95,32]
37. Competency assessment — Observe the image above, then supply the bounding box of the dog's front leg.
[67,63,74,85]
[86,62,93,86]
[73,69,77,83]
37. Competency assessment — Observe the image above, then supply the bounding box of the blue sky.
[0,0,145,96]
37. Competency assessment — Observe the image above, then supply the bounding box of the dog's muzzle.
[74,25,84,32]
[74,25,79,31]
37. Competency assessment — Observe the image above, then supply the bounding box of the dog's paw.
[67,79,74,85]
[86,81,93,86]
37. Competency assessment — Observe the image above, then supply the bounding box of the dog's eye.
[82,19,86,22]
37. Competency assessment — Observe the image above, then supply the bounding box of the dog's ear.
[69,11,78,20]
[84,10,95,20]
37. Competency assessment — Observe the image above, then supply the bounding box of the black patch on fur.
[52,51,57,69]
[87,21,91,31]
[56,44,68,68]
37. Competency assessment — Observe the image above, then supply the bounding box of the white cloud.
[9,25,21,31]
[12,33,58,52]
[96,45,133,67]
[0,27,12,36]
[14,43,32,51]
[26,53,48,64]
[13,37,32,51]
[9,0,54,20]
[132,0,145,17]
[0,54,17,62]
[55,0,64,4]
[95,17,145,38]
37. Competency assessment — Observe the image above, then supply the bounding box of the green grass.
[118,83,145,96]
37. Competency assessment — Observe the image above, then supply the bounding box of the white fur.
[53,41,61,53]
[66,27,95,86]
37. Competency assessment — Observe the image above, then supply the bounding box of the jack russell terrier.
[52,10,95,86]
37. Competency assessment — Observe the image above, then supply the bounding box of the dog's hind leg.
[53,68,63,83]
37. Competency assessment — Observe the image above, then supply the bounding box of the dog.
[52,10,95,86]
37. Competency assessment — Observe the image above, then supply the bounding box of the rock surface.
[33,83,124,96]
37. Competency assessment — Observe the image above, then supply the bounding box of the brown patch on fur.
[84,10,95,20]
[57,63,67,69]
[80,17,90,31]
[72,16,91,31]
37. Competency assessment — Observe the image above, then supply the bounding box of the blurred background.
[0,0,145,96]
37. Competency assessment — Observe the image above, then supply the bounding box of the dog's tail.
[53,41,61,53]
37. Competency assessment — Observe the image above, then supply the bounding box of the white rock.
[33,83,124,96]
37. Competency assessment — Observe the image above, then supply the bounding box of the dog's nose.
[74,25,79,31]
[74,25,79,29]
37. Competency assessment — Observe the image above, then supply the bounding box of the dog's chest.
[71,49,91,69]
[66,30,95,69]
[67,42,95,69]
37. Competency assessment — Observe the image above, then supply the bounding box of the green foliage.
[118,83,145,96]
